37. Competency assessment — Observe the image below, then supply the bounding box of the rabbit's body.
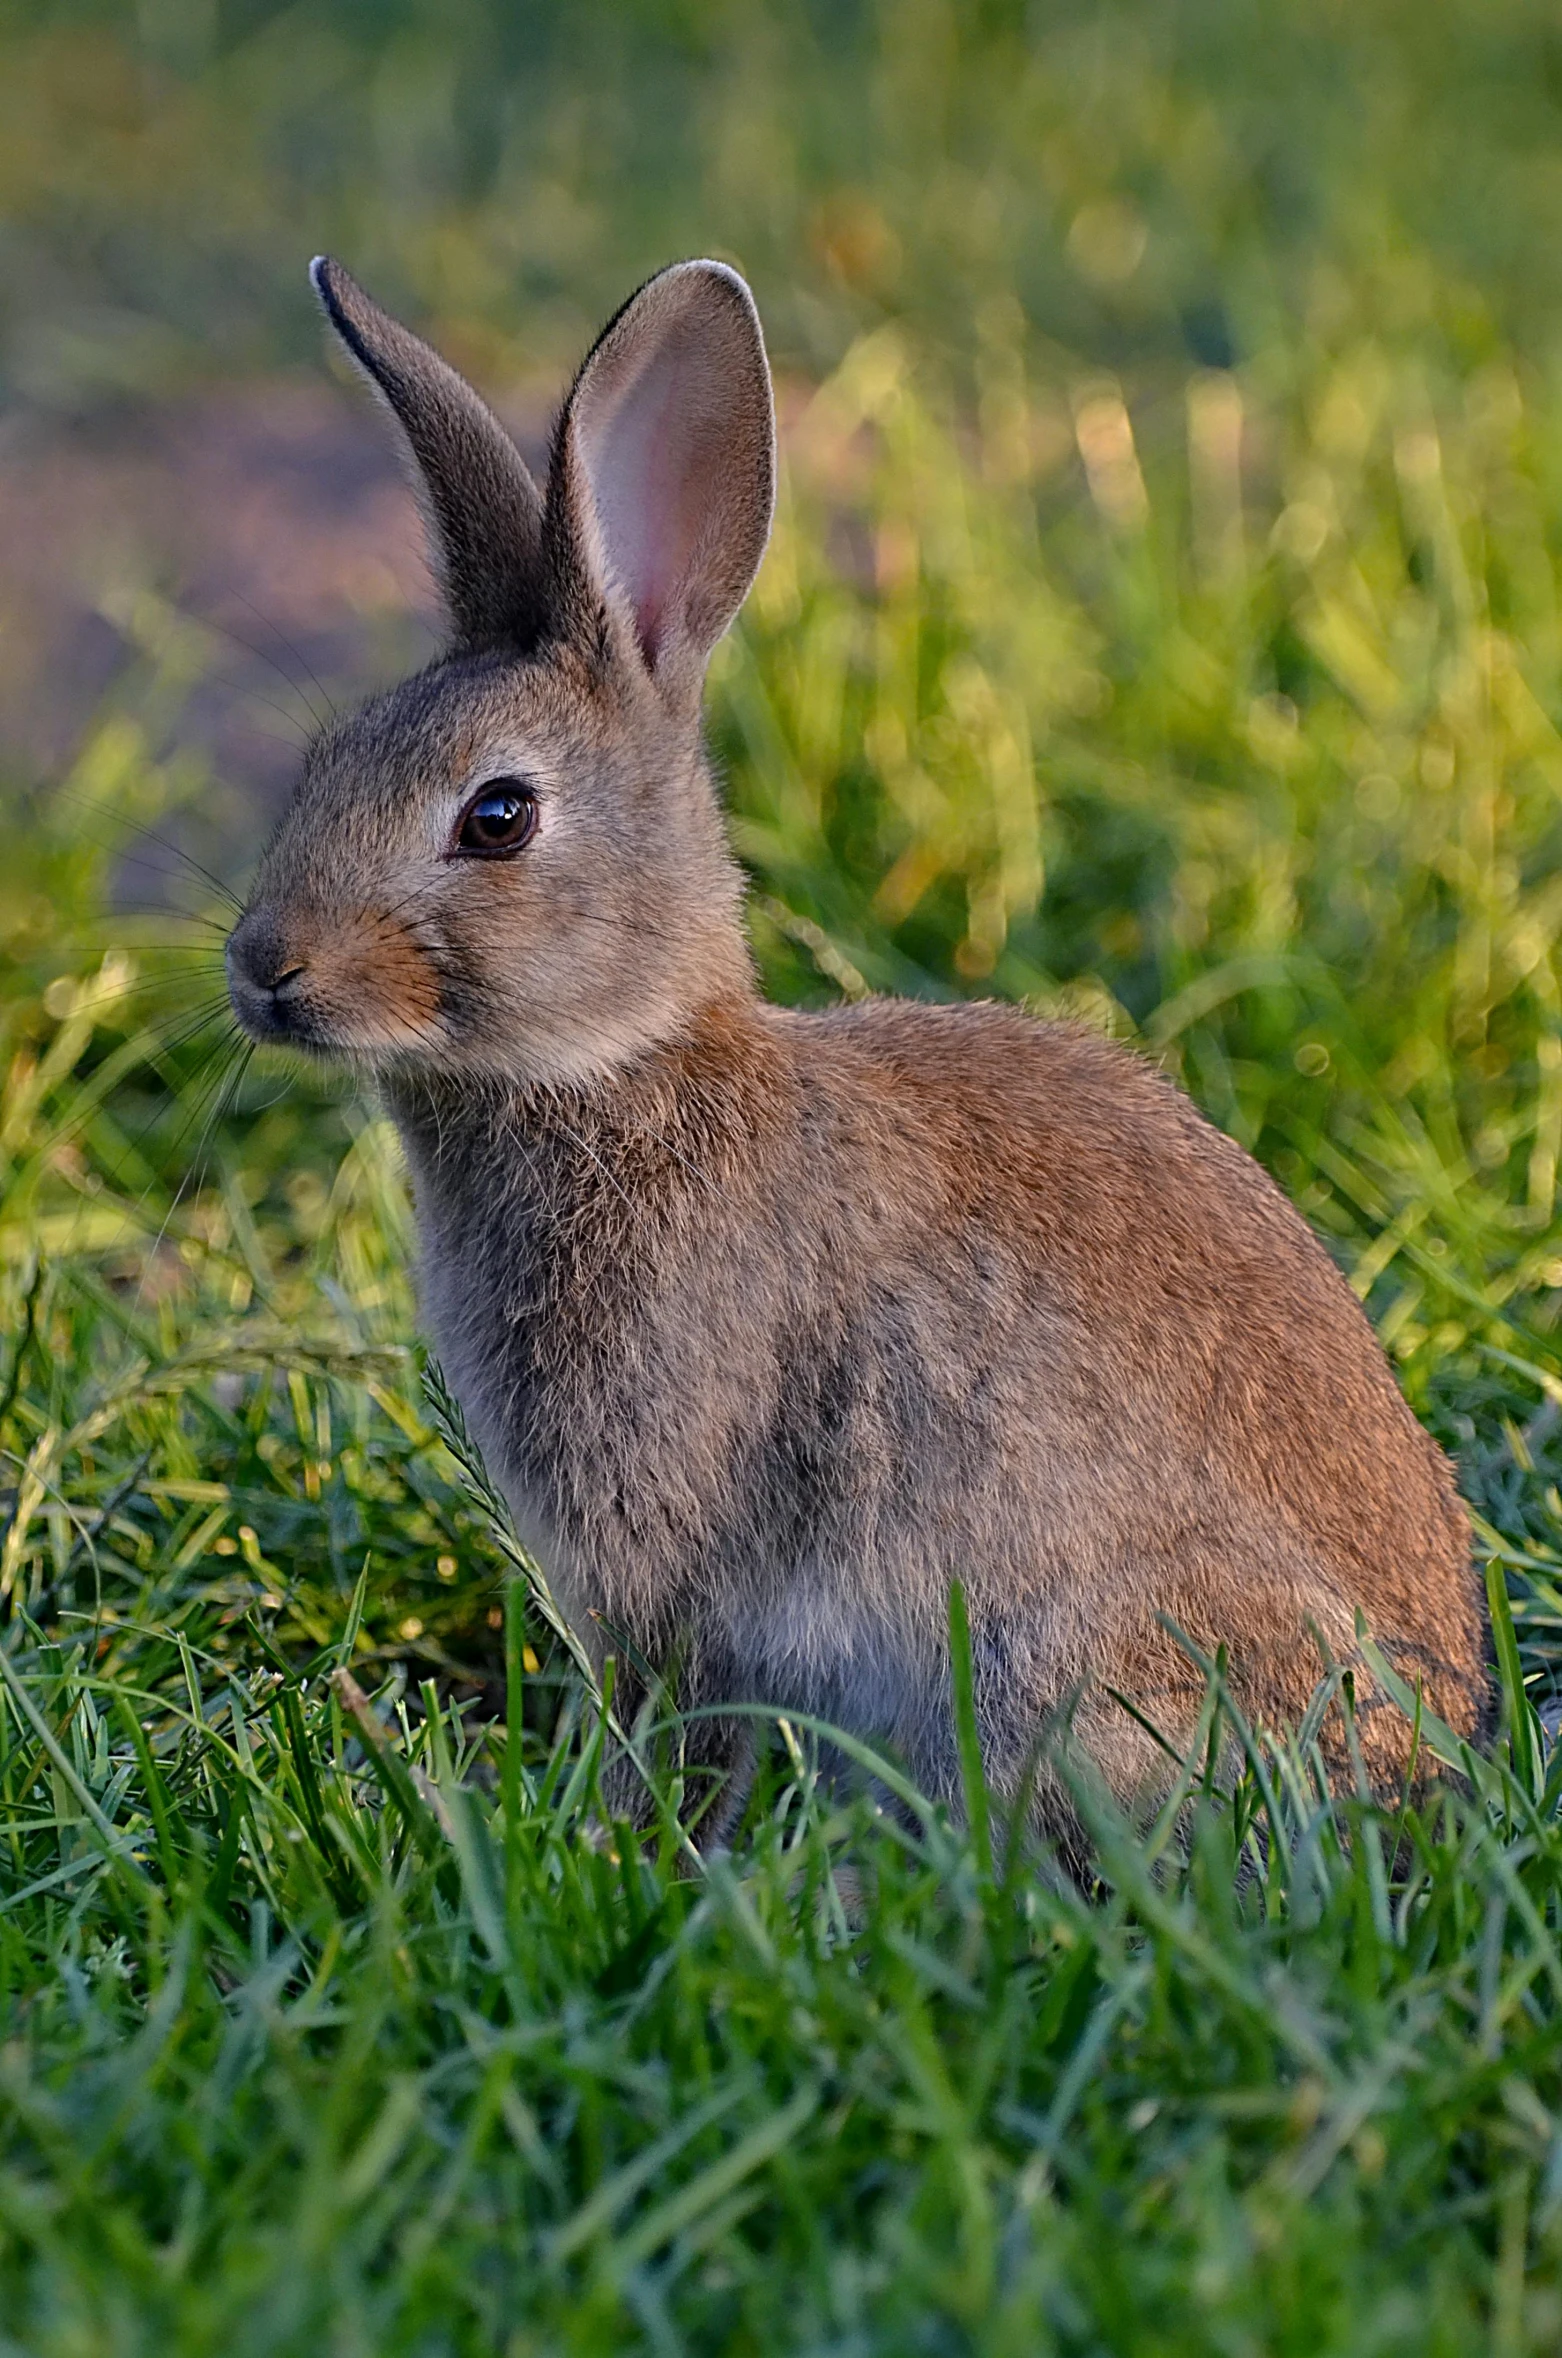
[391,985,1482,1812]
[228,254,1487,1838]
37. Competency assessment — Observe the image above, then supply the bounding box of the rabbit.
[226,253,1488,1842]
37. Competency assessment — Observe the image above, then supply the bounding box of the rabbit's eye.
[452,782,538,858]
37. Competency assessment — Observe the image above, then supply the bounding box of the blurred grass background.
[9,2,1562,2347]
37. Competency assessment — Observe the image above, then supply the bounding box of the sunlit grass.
[2,322,1562,2341]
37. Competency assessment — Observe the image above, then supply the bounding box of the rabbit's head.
[226,258,775,1087]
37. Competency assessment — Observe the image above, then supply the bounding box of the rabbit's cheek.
[327,916,444,1047]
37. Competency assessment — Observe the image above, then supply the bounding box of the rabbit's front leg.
[594,1649,758,1852]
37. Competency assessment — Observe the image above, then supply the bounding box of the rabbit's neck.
[384,991,785,1190]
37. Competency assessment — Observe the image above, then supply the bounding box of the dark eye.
[452,781,538,858]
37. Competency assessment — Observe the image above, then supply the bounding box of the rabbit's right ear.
[311,257,546,653]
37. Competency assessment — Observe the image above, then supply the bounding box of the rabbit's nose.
[226,911,309,1033]
[227,911,301,992]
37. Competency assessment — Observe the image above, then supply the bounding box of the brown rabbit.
[227,255,1487,1835]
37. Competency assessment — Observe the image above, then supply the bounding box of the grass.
[8,0,1562,2348]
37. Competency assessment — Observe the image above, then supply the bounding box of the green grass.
[9,1,1562,2348]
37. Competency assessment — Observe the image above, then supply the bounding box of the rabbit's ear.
[311,256,546,653]
[552,260,775,709]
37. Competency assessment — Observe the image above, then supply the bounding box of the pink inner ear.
[583,332,718,670]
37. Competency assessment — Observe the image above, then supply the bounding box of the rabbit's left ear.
[551,260,776,711]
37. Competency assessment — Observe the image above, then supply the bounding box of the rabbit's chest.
[411,1188,776,1539]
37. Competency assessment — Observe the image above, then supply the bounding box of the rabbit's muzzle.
[227,901,446,1058]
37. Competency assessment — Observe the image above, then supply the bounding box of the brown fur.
[227,258,1487,1839]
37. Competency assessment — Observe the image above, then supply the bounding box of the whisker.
[87,906,232,938]
[199,610,328,734]
[241,1060,313,1115]
[371,884,437,934]
[113,957,230,991]
[25,1004,242,1208]
[38,950,229,1000]
[137,1014,242,1073]
[35,993,235,1083]
[145,1030,250,1173]
[219,723,320,757]
[120,989,238,1045]
[226,589,339,726]
[81,1021,236,1089]
[132,1044,253,1312]
[63,905,234,956]
[45,785,245,916]
[193,673,314,744]
[85,1029,246,1191]
[134,1033,241,1134]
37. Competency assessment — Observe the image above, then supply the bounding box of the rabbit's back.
[768,996,1481,1778]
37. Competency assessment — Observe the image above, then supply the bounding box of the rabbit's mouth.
[226,947,327,1052]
